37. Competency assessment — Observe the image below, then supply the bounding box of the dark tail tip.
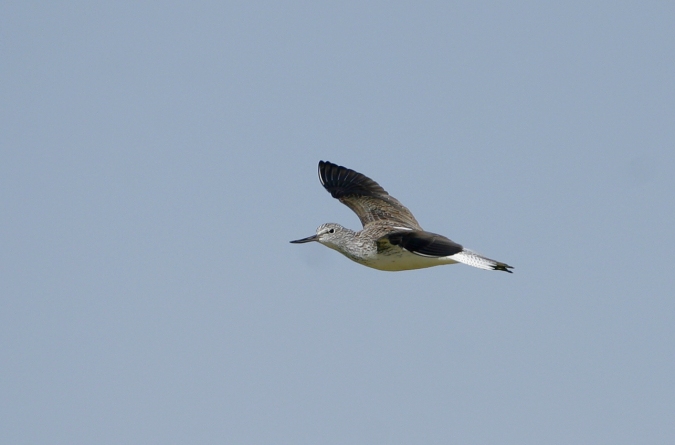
[493,263,514,273]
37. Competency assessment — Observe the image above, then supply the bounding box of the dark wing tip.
[318,161,389,199]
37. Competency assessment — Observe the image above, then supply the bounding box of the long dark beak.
[290,234,319,244]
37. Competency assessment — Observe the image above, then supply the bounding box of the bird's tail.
[452,249,513,273]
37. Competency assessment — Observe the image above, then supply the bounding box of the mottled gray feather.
[318,161,421,229]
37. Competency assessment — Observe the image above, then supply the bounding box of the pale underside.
[344,243,460,271]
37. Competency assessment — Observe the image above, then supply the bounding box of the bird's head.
[289,223,349,249]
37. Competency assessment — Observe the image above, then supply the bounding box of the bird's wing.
[377,230,463,257]
[318,161,422,229]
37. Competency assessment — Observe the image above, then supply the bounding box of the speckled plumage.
[290,161,513,273]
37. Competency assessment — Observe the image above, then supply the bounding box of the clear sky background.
[2,2,674,444]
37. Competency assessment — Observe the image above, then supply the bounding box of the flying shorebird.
[290,161,513,273]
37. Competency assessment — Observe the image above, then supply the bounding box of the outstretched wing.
[318,161,422,229]
[379,230,463,257]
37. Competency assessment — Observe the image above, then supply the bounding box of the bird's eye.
[328,228,335,233]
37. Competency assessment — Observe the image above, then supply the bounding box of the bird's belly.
[357,248,458,271]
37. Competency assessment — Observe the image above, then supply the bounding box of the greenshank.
[291,161,513,273]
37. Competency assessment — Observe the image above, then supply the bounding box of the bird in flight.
[291,161,513,273]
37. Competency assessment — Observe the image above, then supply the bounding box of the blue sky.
[2,2,674,444]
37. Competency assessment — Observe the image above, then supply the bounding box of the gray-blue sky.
[2,1,674,444]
